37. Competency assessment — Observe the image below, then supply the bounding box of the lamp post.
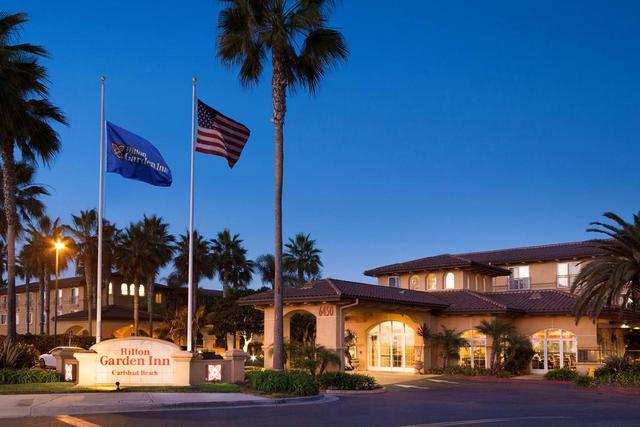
[53,241,65,346]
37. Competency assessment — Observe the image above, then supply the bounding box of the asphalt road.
[4,377,640,427]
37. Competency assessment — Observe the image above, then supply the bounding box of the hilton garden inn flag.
[106,121,172,186]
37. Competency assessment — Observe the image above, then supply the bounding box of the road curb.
[323,387,386,395]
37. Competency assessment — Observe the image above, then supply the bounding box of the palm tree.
[475,318,515,373]
[255,253,298,288]
[417,323,432,370]
[284,232,323,285]
[115,221,152,336]
[217,0,348,369]
[572,212,640,320]
[173,230,214,314]
[0,12,67,343]
[140,215,174,335]
[0,161,49,239]
[19,244,38,334]
[433,327,467,368]
[211,229,253,297]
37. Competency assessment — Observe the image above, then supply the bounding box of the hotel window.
[531,329,577,372]
[427,274,437,290]
[444,272,455,289]
[27,312,33,325]
[129,284,135,296]
[482,277,488,292]
[139,285,145,297]
[16,313,19,325]
[0,295,6,307]
[409,275,420,290]
[388,276,400,288]
[155,293,162,304]
[460,330,487,369]
[557,262,580,289]
[57,289,63,306]
[71,288,79,305]
[0,314,5,325]
[121,283,128,295]
[508,266,530,290]
[108,282,113,295]
[474,274,480,291]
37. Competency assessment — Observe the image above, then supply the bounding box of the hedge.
[0,334,95,355]
[317,372,378,390]
[0,368,59,384]
[544,368,579,381]
[246,370,318,396]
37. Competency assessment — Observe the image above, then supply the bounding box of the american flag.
[196,100,250,168]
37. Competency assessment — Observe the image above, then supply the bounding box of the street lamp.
[53,241,65,345]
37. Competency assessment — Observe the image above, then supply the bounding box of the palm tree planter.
[216,0,348,369]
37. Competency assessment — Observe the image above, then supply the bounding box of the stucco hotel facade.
[241,240,640,374]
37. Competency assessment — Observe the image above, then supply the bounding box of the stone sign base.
[54,337,246,386]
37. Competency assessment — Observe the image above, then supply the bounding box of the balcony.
[507,277,530,290]
[557,274,577,289]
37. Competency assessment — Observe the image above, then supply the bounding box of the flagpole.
[96,75,106,343]
[187,77,197,352]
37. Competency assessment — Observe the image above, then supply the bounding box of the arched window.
[121,283,128,295]
[444,272,455,289]
[409,275,421,290]
[482,277,488,292]
[474,275,480,291]
[460,330,487,368]
[368,321,415,372]
[108,282,113,295]
[426,274,437,290]
[129,284,136,296]
[530,329,577,372]
[139,285,145,297]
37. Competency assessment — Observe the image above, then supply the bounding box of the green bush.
[502,335,535,375]
[544,368,578,381]
[317,372,378,390]
[594,359,640,387]
[0,335,95,355]
[424,366,491,376]
[246,370,318,396]
[0,341,39,369]
[0,368,59,384]
[496,371,514,378]
[574,374,595,387]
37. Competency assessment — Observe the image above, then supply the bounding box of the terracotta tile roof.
[364,240,607,277]
[56,304,164,321]
[238,278,449,309]
[484,290,579,314]
[427,290,517,314]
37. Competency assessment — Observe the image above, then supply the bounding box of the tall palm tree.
[115,221,152,336]
[0,12,67,343]
[284,232,323,285]
[173,230,214,314]
[140,215,174,335]
[211,229,253,297]
[217,0,348,369]
[19,244,38,334]
[475,318,515,373]
[572,212,640,320]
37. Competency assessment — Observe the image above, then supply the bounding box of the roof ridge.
[323,278,343,297]
[455,239,601,258]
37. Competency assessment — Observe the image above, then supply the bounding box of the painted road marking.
[396,384,430,390]
[402,416,571,426]
[55,415,101,427]
[424,379,459,384]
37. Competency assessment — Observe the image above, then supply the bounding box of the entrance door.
[530,329,577,374]
[368,321,415,372]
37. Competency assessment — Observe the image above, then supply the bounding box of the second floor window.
[557,262,580,288]
[155,293,162,304]
[27,312,33,325]
[508,266,530,290]
[427,274,437,290]
[71,288,79,304]
[108,282,113,295]
[444,272,455,289]
[409,275,420,290]
[0,314,6,325]
[388,276,400,288]
[121,283,128,295]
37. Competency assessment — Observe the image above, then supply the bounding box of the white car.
[39,346,82,369]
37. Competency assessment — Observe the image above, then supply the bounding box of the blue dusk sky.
[5,1,640,289]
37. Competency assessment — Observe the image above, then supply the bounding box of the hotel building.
[241,240,640,374]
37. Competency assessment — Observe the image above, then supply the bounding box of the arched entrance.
[367,321,415,372]
[64,325,89,337]
[289,312,317,344]
[460,329,488,369]
[530,328,577,373]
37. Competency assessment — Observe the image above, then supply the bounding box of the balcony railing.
[557,274,578,289]
[507,277,530,290]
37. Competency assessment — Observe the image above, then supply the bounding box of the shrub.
[285,342,341,378]
[317,372,378,390]
[0,368,59,384]
[574,374,595,387]
[594,359,640,387]
[246,370,318,396]
[502,335,535,375]
[0,340,39,369]
[544,368,578,381]
[496,371,514,378]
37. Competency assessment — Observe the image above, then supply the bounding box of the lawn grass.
[0,382,243,395]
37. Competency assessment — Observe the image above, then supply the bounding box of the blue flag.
[106,122,172,187]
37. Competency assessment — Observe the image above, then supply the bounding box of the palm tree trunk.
[271,53,287,371]
[44,271,51,335]
[1,147,17,344]
[147,280,154,337]
[25,276,30,334]
[38,270,45,334]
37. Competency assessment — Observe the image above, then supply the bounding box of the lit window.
[388,276,400,288]
[531,329,577,372]
[139,285,145,297]
[155,293,162,304]
[444,272,455,289]
[483,277,488,292]
[557,262,580,288]
[121,283,128,295]
[27,312,33,325]
[427,274,437,290]
[16,314,19,325]
[508,266,530,290]
[409,275,420,290]
[474,275,480,291]
[129,284,135,296]
[460,330,487,368]
[108,282,113,295]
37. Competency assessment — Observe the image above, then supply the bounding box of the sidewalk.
[0,392,273,419]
